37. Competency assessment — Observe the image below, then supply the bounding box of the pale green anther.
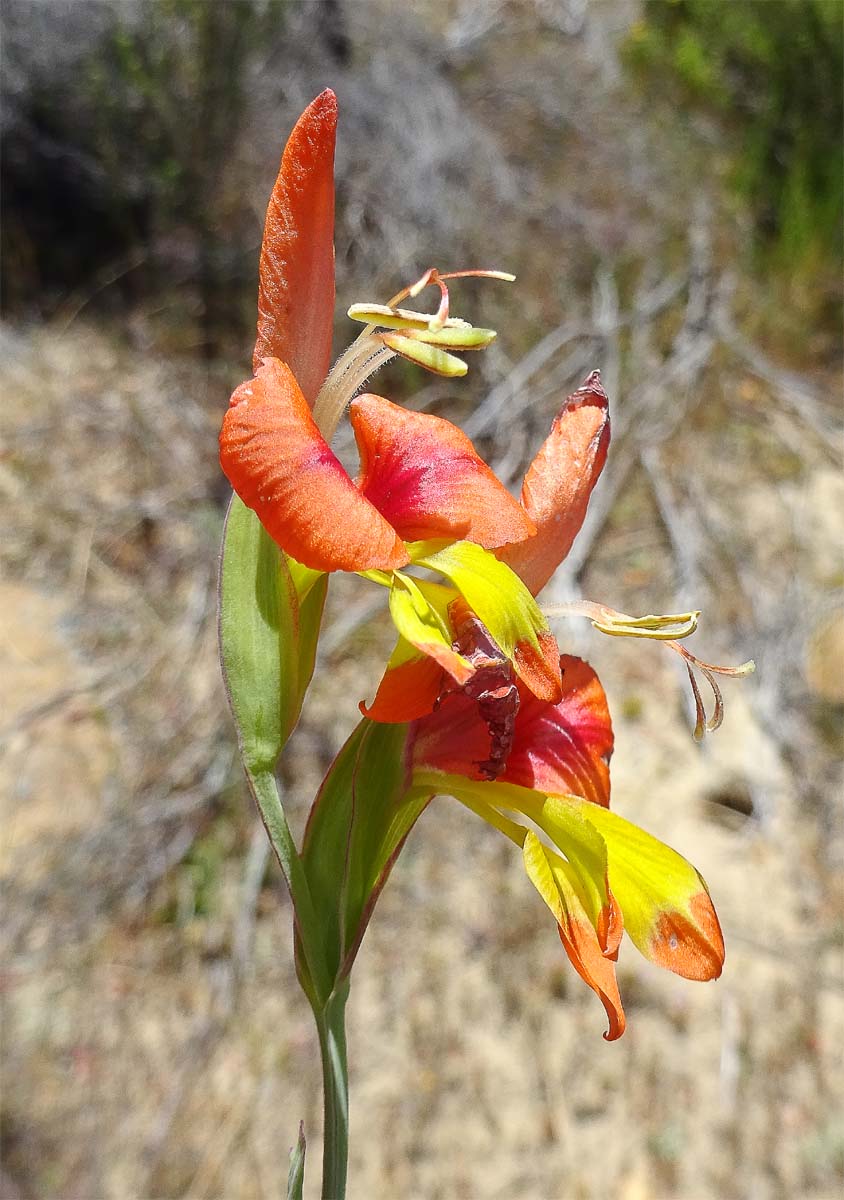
[403,326,496,350]
[591,610,701,641]
[380,332,469,377]
[348,303,432,331]
[347,303,473,332]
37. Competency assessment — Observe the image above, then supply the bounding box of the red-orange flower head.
[219,90,612,735]
[221,91,740,1042]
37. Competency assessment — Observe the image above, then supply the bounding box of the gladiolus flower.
[221,90,751,1040]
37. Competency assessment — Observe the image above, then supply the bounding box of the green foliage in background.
[625,0,843,278]
[3,0,287,351]
[87,0,288,353]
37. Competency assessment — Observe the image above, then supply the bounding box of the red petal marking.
[503,655,613,806]
[410,654,612,797]
[648,890,725,981]
[557,916,626,1042]
[220,358,408,572]
[253,90,337,406]
[361,655,446,723]
[350,394,536,547]
[512,629,563,704]
[407,690,496,781]
[498,371,610,596]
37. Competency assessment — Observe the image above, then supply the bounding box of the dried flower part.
[544,600,755,739]
[440,598,520,782]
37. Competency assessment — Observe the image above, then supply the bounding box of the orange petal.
[253,90,337,406]
[498,371,610,595]
[648,891,725,981]
[220,358,408,572]
[350,394,536,547]
[512,629,563,704]
[503,655,613,805]
[557,917,626,1041]
[361,653,446,723]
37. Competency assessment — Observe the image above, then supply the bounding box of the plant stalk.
[315,984,350,1200]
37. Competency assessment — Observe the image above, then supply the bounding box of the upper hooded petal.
[351,394,536,547]
[220,357,408,572]
[498,371,610,595]
[253,89,337,406]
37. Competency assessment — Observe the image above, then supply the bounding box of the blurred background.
[1,1,842,1197]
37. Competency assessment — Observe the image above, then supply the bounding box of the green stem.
[248,769,333,1004]
[315,984,350,1200]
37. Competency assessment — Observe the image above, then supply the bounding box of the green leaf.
[301,719,428,983]
[287,1122,306,1200]
[219,495,327,773]
[219,494,333,1004]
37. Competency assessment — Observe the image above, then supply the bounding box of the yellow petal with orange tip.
[503,786,725,981]
[523,831,626,1041]
[410,540,563,703]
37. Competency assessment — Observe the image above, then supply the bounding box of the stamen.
[685,664,708,741]
[544,600,754,739]
[315,267,515,436]
[312,330,397,439]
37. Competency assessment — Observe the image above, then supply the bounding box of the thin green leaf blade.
[287,1121,306,1200]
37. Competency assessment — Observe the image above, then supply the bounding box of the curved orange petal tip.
[253,89,338,406]
[557,917,626,1042]
[499,370,610,595]
[504,655,613,805]
[512,629,563,704]
[522,829,625,1039]
[350,394,536,547]
[648,890,725,981]
[220,357,408,572]
[361,653,446,723]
